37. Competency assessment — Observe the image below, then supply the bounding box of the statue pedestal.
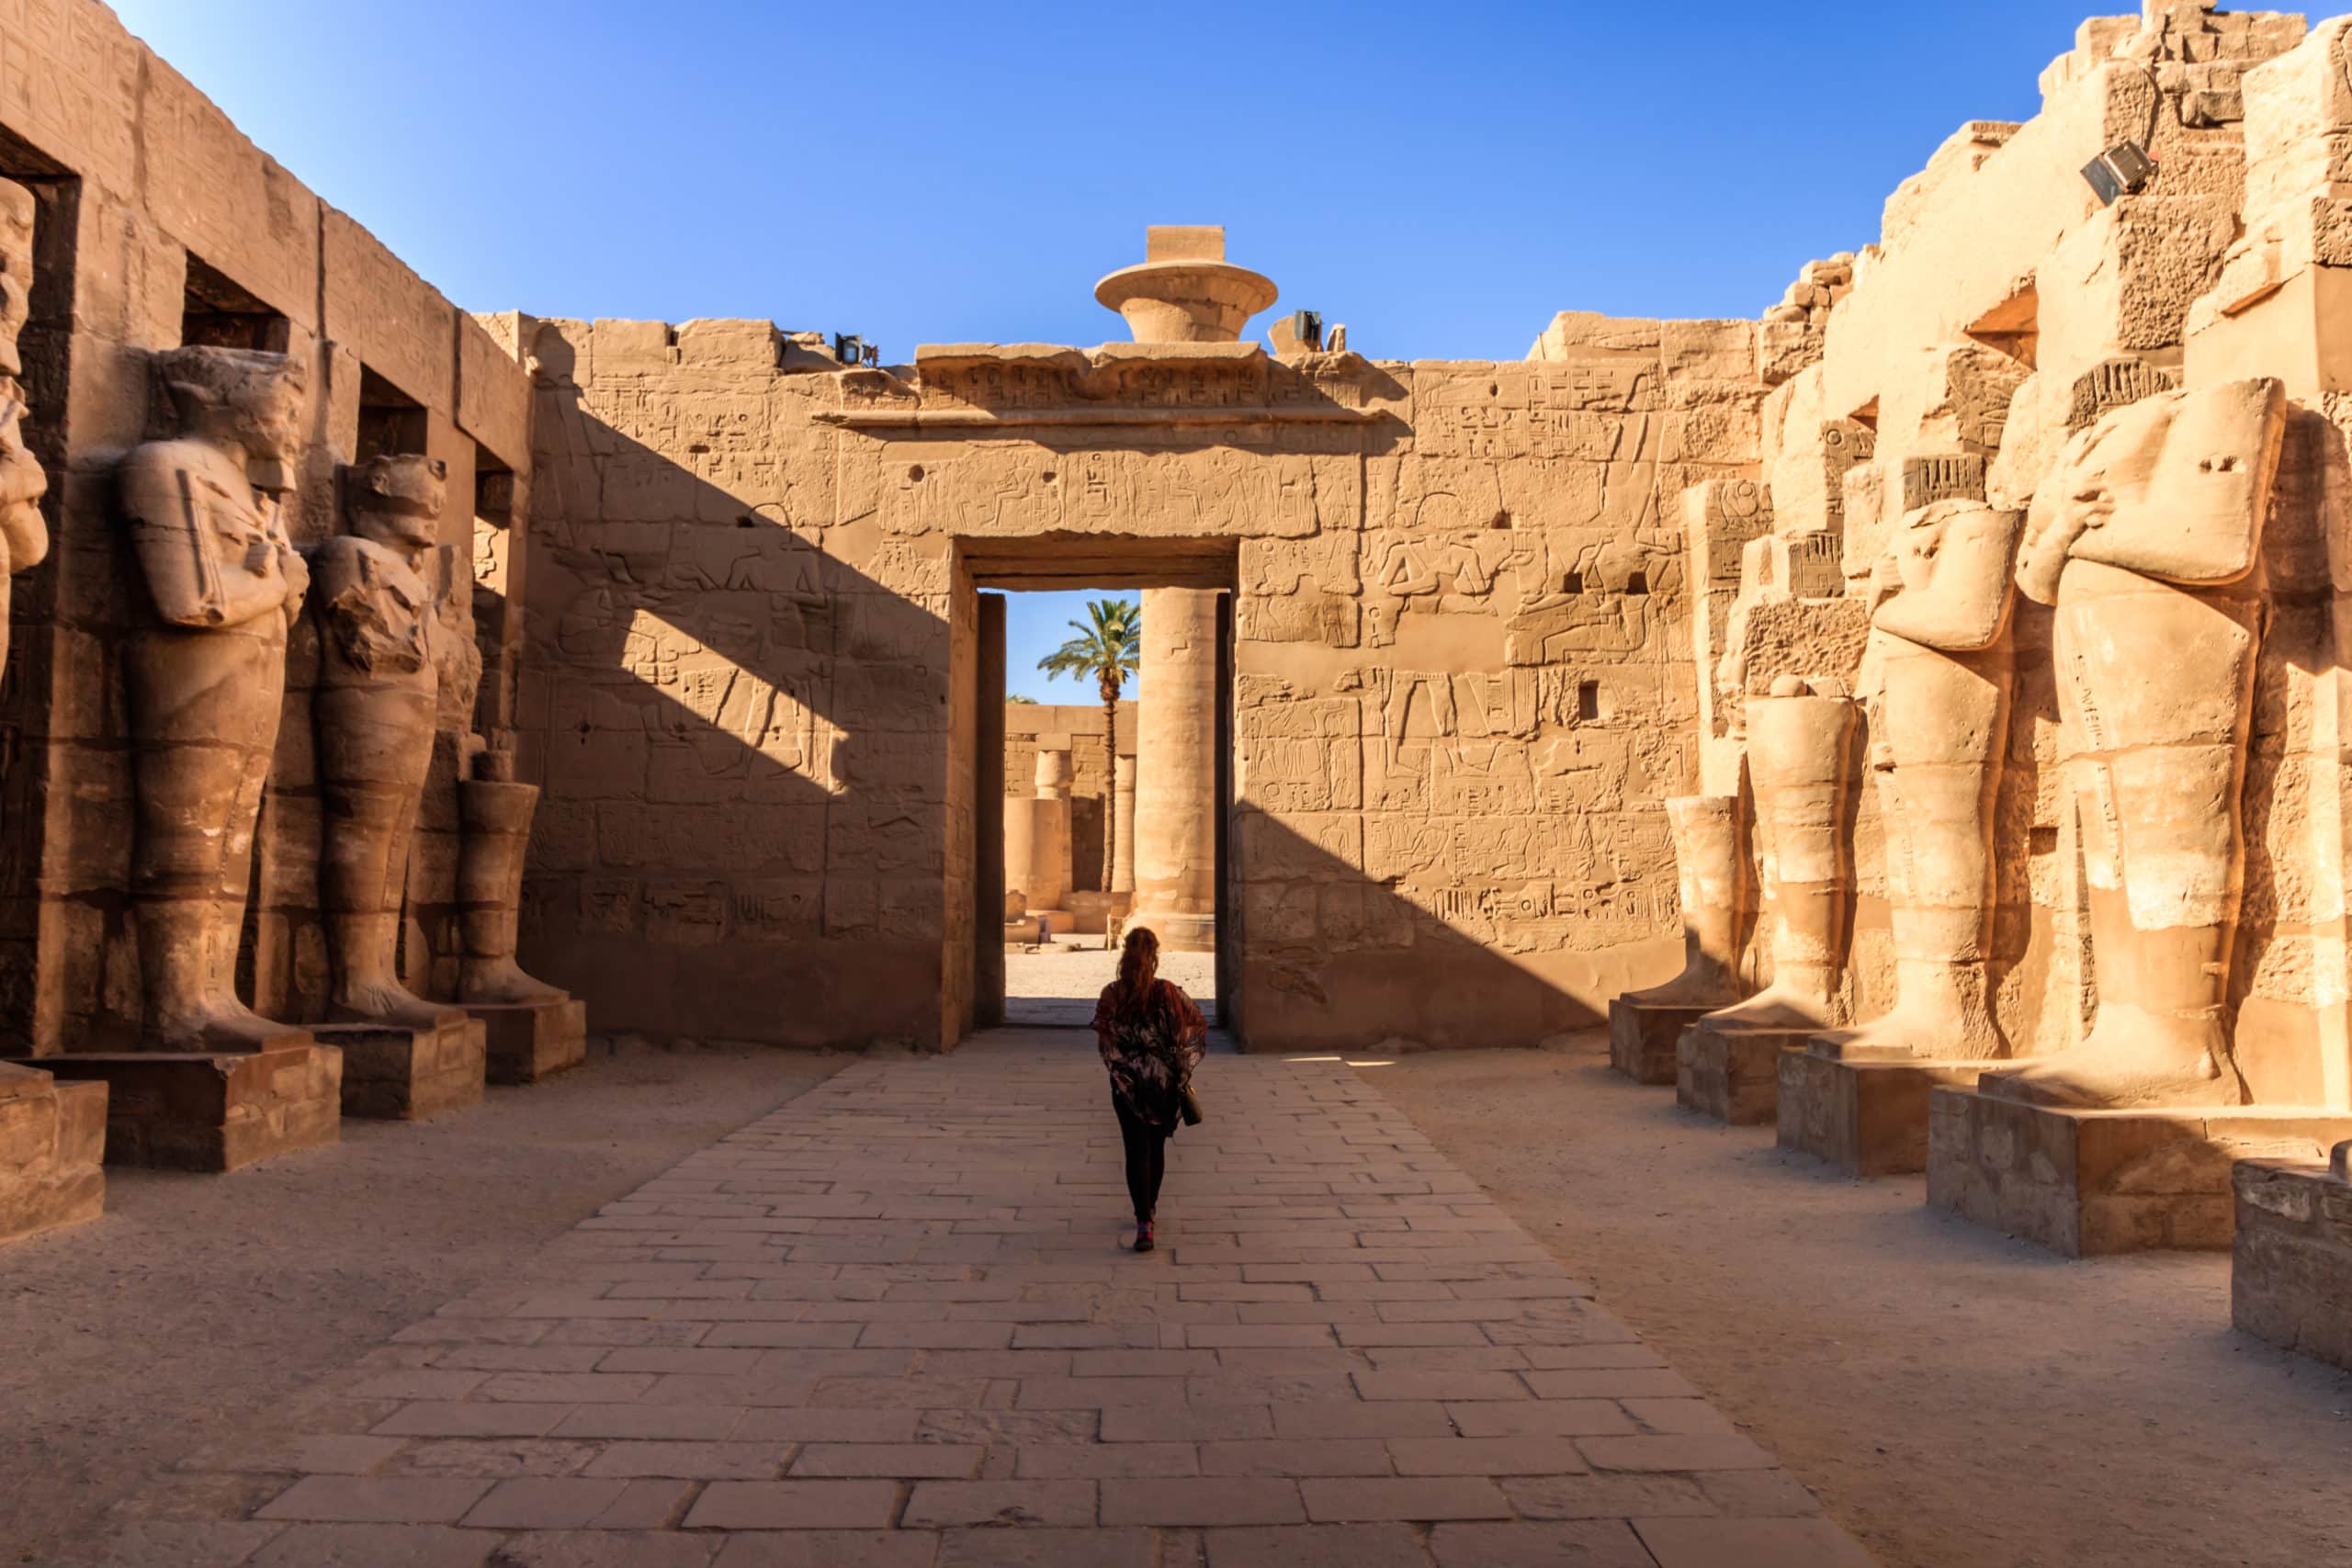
[1776,1043,1984,1177]
[0,1063,106,1243]
[1927,1086,2352,1257]
[317,1015,484,1121]
[20,1043,341,1172]
[2232,1156,2352,1371]
[469,998,587,1085]
[1677,1017,1810,1124]
[1609,998,1715,1085]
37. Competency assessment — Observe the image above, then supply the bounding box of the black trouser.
[1114,1102,1169,1224]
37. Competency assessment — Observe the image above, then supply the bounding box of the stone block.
[0,1066,107,1244]
[1927,1087,2352,1257]
[1677,1019,1807,1125]
[316,1017,487,1121]
[23,1044,343,1173]
[1608,998,1710,1086]
[470,998,588,1085]
[1775,1045,1984,1177]
[2231,1156,2352,1370]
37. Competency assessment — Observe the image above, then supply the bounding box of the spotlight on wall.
[833,333,865,366]
[1288,310,1324,351]
[2081,141,2156,205]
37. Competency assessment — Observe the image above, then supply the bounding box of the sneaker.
[1133,1221,1155,1253]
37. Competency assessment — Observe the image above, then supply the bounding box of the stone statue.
[1828,500,2024,1059]
[1696,679,1858,1032]
[119,346,311,1050]
[1991,378,2287,1108]
[456,744,567,1007]
[309,453,460,1031]
[1623,795,1746,1008]
[0,179,44,598]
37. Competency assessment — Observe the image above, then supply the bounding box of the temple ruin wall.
[509,320,1762,1049]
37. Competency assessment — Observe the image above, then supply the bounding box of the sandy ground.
[1368,1039,2352,1568]
[0,1042,840,1566]
[1004,942,1217,1026]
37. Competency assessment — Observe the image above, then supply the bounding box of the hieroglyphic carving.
[1901,453,1987,512]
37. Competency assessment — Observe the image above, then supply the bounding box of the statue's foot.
[332,980,463,1032]
[153,999,308,1053]
[1698,981,1826,1032]
[1623,968,1741,1010]
[1981,1007,2240,1110]
[1813,998,1993,1063]
[463,962,568,1008]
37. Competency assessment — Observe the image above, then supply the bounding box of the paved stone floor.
[101,1030,1871,1567]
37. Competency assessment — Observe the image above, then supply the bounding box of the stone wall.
[513,323,1762,1049]
[0,4,532,1055]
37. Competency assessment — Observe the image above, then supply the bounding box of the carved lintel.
[815,404,1381,430]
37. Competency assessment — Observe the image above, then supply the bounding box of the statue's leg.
[124,626,293,1050]
[1701,692,1856,1029]
[316,681,447,1028]
[1624,795,1745,1006]
[1836,642,2008,1057]
[1993,565,2251,1106]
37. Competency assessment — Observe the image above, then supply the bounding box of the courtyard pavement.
[100,1029,1872,1567]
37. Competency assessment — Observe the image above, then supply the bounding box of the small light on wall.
[833,333,865,366]
[2081,142,2156,205]
[1287,310,1323,351]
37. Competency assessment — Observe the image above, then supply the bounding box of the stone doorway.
[959,539,1237,1042]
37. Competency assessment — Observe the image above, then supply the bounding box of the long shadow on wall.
[513,355,950,1050]
[514,334,1688,1054]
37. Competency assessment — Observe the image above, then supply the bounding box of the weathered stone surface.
[1777,1046,1982,1177]
[28,1044,342,1174]
[1927,1087,2352,1257]
[2232,1152,2352,1370]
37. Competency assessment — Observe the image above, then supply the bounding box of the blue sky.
[108,0,2351,701]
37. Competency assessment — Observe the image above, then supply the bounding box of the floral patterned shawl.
[1091,977,1207,1132]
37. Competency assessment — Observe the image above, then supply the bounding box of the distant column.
[1111,753,1137,895]
[1128,588,1217,952]
[1019,748,1072,914]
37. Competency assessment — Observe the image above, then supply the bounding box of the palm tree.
[1038,598,1142,890]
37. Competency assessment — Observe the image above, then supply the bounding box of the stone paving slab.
[97,1029,1874,1566]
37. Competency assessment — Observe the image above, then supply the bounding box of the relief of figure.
[1826,500,2024,1059]
[308,454,461,1031]
[1695,678,1858,1032]
[119,347,311,1050]
[1989,378,2287,1108]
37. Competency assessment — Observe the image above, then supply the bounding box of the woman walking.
[1091,926,1207,1253]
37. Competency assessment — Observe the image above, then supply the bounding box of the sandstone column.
[1003,749,1072,918]
[1111,752,1137,895]
[1128,588,1218,952]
